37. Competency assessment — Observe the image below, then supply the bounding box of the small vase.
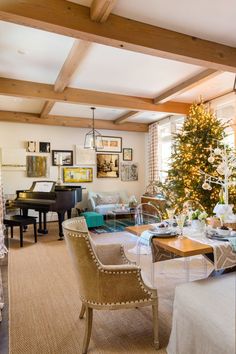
[191,219,204,231]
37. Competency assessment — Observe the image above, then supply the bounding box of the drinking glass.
[175,214,186,239]
[166,208,175,228]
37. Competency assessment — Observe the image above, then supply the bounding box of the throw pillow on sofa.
[96,194,120,205]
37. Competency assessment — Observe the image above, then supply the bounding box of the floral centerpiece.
[190,209,208,231]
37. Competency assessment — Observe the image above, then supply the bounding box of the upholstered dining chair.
[62,217,159,354]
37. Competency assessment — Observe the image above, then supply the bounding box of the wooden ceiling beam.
[40,101,55,118]
[0,1,236,72]
[114,111,140,124]
[41,39,92,117]
[154,69,221,104]
[0,111,149,132]
[54,39,92,93]
[0,77,191,114]
[90,0,117,23]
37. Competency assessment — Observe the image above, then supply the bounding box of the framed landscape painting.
[96,136,122,153]
[97,154,119,178]
[63,167,93,183]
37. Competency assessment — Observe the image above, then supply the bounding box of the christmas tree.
[167,102,226,214]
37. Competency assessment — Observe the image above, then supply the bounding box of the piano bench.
[4,215,37,247]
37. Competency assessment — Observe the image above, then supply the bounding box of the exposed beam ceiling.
[90,0,140,123]
[114,111,140,124]
[0,1,236,72]
[40,101,55,118]
[41,39,92,117]
[54,39,92,92]
[154,69,220,104]
[90,0,117,23]
[0,78,191,114]
[0,111,148,132]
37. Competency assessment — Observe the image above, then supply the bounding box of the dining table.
[125,224,236,282]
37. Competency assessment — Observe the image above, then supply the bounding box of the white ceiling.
[50,103,127,120]
[175,72,236,103]
[0,0,235,125]
[0,21,75,84]
[70,42,202,97]
[0,95,44,113]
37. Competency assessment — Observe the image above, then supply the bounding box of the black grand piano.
[13,181,82,239]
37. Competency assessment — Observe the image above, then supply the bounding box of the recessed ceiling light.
[17,49,27,55]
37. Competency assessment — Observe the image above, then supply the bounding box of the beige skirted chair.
[62,217,159,354]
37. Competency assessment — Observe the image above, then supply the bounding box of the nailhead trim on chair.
[63,218,154,306]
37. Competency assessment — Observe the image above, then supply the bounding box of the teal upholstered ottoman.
[81,211,104,228]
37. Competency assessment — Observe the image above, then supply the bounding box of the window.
[209,93,236,148]
[158,116,184,181]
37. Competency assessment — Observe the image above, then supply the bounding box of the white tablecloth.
[167,273,236,354]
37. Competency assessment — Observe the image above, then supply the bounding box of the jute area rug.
[9,222,212,354]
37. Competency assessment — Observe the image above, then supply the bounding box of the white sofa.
[87,191,130,215]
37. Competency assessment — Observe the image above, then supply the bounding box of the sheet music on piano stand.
[32,181,55,193]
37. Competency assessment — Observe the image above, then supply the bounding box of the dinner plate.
[149,231,178,238]
[206,233,235,242]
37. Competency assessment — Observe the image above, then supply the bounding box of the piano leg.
[57,211,65,241]
[37,211,48,234]
[67,209,72,219]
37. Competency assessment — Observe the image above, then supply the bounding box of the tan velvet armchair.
[62,217,159,354]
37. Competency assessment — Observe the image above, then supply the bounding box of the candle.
[57,154,63,165]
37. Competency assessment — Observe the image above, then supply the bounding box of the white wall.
[0,122,148,208]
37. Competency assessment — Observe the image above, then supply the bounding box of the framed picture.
[26,156,49,177]
[123,148,133,161]
[121,162,138,181]
[52,150,73,166]
[63,167,93,183]
[27,141,37,153]
[75,145,96,165]
[97,154,119,178]
[96,136,122,153]
[39,142,50,153]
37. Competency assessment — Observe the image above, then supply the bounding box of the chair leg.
[82,306,93,354]
[20,226,23,247]
[79,303,86,319]
[10,226,13,238]
[152,303,159,350]
[33,223,37,243]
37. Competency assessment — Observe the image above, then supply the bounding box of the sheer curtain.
[0,168,7,258]
[0,168,7,321]
[148,122,159,182]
